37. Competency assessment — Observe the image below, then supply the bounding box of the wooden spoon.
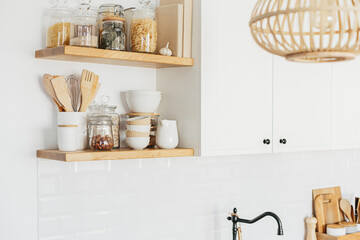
[340,199,353,222]
[43,74,65,112]
[357,200,360,223]
[79,70,99,112]
[51,76,74,112]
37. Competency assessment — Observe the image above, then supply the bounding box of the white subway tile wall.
[38,150,360,240]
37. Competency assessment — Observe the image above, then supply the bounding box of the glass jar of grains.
[100,16,126,51]
[88,96,120,149]
[45,0,72,48]
[88,116,114,151]
[130,0,157,53]
[70,0,98,48]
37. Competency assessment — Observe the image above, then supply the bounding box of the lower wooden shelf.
[37,148,194,162]
[317,232,360,240]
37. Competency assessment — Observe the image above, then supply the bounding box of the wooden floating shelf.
[317,232,360,240]
[37,148,194,162]
[35,46,194,68]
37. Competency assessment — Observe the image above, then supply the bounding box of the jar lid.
[89,115,112,125]
[88,95,117,114]
[103,16,126,22]
[99,4,125,17]
[73,0,97,17]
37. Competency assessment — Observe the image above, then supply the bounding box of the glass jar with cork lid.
[45,0,72,48]
[70,0,98,48]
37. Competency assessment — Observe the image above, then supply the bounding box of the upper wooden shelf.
[35,46,194,68]
[37,148,194,162]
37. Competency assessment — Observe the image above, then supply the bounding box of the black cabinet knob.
[279,139,287,144]
[263,139,271,145]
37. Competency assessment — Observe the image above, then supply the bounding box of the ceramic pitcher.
[156,120,179,149]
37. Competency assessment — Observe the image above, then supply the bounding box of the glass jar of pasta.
[130,0,157,53]
[45,0,72,48]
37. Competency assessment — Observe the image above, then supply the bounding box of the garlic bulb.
[159,42,172,56]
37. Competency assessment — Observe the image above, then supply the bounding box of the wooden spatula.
[340,199,353,222]
[79,70,99,112]
[43,74,65,112]
[357,199,360,223]
[51,76,74,112]
[314,195,327,233]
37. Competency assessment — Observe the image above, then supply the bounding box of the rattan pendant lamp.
[249,0,360,63]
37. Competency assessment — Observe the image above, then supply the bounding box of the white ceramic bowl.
[126,137,150,150]
[126,96,162,113]
[126,90,162,96]
[126,124,151,132]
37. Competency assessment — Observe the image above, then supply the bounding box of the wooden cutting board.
[313,186,345,221]
[156,4,184,57]
[160,0,192,57]
[314,194,342,233]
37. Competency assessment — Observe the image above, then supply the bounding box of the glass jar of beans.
[88,116,114,151]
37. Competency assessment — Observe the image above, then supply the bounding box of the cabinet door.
[201,0,273,156]
[273,57,332,153]
[332,58,360,149]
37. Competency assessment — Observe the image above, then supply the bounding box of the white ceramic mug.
[58,125,78,152]
[58,112,88,150]
[156,120,179,149]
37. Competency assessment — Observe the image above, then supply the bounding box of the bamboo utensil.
[43,74,65,112]
[351,205,356,223]
[51,76,74,112]
[79,70,99,112]
[314,194,342,233]
[357,200,360,223]
[340,199,353,222]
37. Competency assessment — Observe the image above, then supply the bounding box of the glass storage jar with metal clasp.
[100,16,126,51]
[88,96,120,149]
[88,116,114,151]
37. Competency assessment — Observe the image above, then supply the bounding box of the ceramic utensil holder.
[58,112,88,150]
[58,125,78,152]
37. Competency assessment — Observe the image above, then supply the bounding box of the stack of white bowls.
[126,91,162,113]
[126,116,151,150]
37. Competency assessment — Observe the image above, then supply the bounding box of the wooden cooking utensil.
[357,199,360,223]
[351,205,356,223]
[89,80,101,104]
[340,199,353,222]
[314,194,342,233]
[79,70,99,112]
[313,186,345,221]
[43,74,65,112]
[51,76,74,112]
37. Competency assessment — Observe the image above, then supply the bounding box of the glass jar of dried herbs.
[100,16,126,51]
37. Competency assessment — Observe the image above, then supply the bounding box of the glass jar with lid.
[70,0,98,48]
[100,17,126,51]
[130,0,157,53]
[88,96,120,149]
[88,116,114,151]
[45,0,72,48]
[98,4,125,29]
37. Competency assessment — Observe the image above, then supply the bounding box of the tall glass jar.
[45,0,72,48]
[88,116,114,151]
[70,0,98,48]
[88,96,120,149]
[130,0,157,53]
[100,17,126,51]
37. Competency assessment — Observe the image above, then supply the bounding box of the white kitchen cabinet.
[332,58,360,149]
[200,0,273,156]
[273,57,332,153]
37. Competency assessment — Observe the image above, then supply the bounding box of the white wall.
[38,150,360,240]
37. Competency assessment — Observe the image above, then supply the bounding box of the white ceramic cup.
[326,225,346,236]
[58,112,88,150]
[58,125,78,152]
[357,224,360,232]
[156,120,179,149]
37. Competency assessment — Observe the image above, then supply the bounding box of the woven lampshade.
[249,0,360,63]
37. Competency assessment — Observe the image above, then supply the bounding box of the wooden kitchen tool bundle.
[312,186,360,240]
[42,69,101,112]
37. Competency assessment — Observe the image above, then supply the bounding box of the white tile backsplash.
[38,150,360,240]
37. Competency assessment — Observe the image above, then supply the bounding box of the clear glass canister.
[70,0,98,48]
[46,0,72,48]
[100,17,126,51]
[88,116,114,151]
[98,4,124,29]
[88,96,120,149]
[130,0,157,53]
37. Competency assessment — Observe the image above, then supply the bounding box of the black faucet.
[227,208,284,240]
